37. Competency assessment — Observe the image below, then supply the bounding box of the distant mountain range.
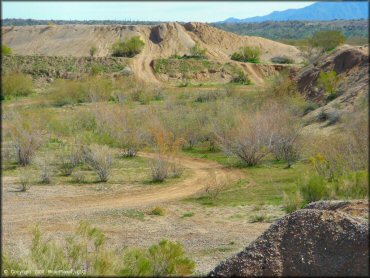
[221,1,369,23]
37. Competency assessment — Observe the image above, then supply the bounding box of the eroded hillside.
[2,22,302,84]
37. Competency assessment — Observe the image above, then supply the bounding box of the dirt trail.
[3,152,244,224]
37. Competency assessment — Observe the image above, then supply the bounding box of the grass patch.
[181,212,194,218]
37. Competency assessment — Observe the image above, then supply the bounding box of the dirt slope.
[2,22,302,84]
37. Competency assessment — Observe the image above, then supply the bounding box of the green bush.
[111,36,145,57]
[309,30,345,51]
[231,46,261,63]
[2,44,12,56]
[149,206,165,216]
[298,175,328,204]
[119,240,195,276]
[189,43,207,59]
[49,79,85,106]
[89,45,98,57]
[230,69,251,85]
[317,70,339,98]
[2,73,34,100]
[271,56,294,64]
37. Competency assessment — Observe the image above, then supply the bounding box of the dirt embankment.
[2,22,302,84]
[297,45,368,128]
[210,200,369,277]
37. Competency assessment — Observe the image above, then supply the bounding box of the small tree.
[317,70,339,98]
[89,45,97,57]
[309,30,345,52]
[231,46,261,63]
[111,36,145,57]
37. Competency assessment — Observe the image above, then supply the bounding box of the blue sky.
[2,1,315,22]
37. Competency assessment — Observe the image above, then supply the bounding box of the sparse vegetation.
[149,206,165,216]
[89,45,98,57]
[2,73,34,100]
[271,56,294,64]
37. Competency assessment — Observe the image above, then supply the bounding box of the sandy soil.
[2,151,282,274]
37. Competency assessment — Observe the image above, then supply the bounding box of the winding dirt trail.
[3,152,244,225]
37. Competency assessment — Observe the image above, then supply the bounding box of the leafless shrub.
[203,172,230,200]
[59,147,81,176]
[169,160,184,178]
[18,171,32,192]
[9,114,43,166]
[150,155,169,182]
[84,145,113,182]
[37,158,52,184]
[71,170,86,183]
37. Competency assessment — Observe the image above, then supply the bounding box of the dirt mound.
[209,200,369,277]
[297,45,368,128]
[297,45,368,101]
[2,22,301,84]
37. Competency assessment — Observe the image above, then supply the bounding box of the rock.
[209,201,368,277]
[120,66,133,76]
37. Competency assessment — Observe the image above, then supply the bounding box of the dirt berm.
[209,200,368,277]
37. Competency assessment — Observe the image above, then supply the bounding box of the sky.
[2,1,315,23]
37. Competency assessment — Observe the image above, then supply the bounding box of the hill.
[221,1,369,22]
[1,22,302,84]
[212,20,369,42]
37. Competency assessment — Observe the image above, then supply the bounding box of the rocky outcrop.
[209,200,368,277]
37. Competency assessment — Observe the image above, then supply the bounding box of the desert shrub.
[82,76,112,102]
[309,30,345,51]
[332,171,368,199]
[303,102,320,115]
[202,172,229,200]
[89,45,98,57]
[231,46,261,63]
[48,79,85,106]
[217,110,272,166]
[249,213,270,223]
[2,73,34,100]
[230,69,251,85]
[111,36,145,57]
[309,116,367,181]
[298,175,328,204]
[271,56,294,64]
[71,170,86,183]
[149,206,165,216]
[9,116,43,166]
[2,44,12,56]
[84,145,113,182]
[317,70,339,99]
[168,161,184,178]
[119,240,195,276]
[283,191,303,213]
[189,42,207,59]
[150,155,169,182]
[93,106,145,156]
[265,71,298,99]
[269,106,302,167]
[18,171,32,192]
[90,64,104,75]
[194,90,225,103]
[38,159,52,184]
[59,146,81,176]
